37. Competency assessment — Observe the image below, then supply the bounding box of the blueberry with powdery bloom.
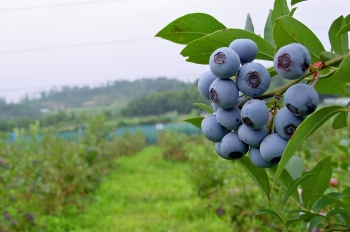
[274,106,304,140]
[215,142,227,159]
[197,71,218,100]
[216,106,242,131]
[240,99,269,129]
[238,124,268,148]
[249,147,276,168]
[284,83,319,117]
[260,133,288,163]
[229,38,258,64]
[209,78,239,109]
[274,43,311,80]
[236,62,271,97]
[209,47,240,79]
[219,132,249,160]
[211,102,219,112]
[201,114,228,142]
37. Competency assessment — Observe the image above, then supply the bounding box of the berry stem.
[237,96,251,108]
[311,72,320,88]
[323,54,348,67]
[305,70,335,82]
[256,76,305,100]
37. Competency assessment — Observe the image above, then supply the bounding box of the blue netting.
[112,122,201,144]
[7,122,201,144]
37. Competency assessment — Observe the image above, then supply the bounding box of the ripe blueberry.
[198,71,218,100]
[215,142,224,157]
[215,142,236,160]
[209,78,239,109]
[260,133,288,163]
[238,124,268,147]
[249,147,276,168]
[209,47,240,79]
[212,102,219,112]
[216,106,242,131]
[229,38,258,64]
[284,83,319,117]
[274,106,304,140]
[201,114,228,142]
[220,132,249,160]
[236,62,271,97]
[274,43,311,80]
[241,99,269,129]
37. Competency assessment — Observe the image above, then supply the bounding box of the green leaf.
[273,105,348,188]
[155,13,226,45]
[289,209,318,221]
[245,13,254,33]
[315,194,350,212]
[289,7,297,17]
[183,117,204,129]
[320,51,341,62]
[332,111,348,129]
[291,0,306,6]
[325,209,350,223]
[237,156,270,199]
[285,156,303,180]
[301,156,333,209]
[273,16,326,62]
[312,192,350,212]
[264,10,275,47]
[314,78,346,95]
[286,218,303,228]
[288,209,320,224]
[329,16,349,55]
[343,187,350,204]
[336,22,350,37]
[269,166,299,202]
[327,54,350,86]
[280,172,314,210]
[307,216,324,232]
[316,54,350,94]
[193,103,214,114]
[336,14,350,37]
[271,0,289,24]
[346,14,350,23]
[255,208,284,225]
[181,29,275,64]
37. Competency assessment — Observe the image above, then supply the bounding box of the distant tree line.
[22,77,189,110]
[120,85,210,117]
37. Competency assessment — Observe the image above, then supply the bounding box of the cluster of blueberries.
[198,39,319,168]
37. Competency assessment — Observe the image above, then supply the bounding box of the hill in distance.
[3,77,192,119]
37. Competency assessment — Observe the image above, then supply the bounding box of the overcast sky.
[0,0,349,103]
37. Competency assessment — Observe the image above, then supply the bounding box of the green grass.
[48,146,231,232]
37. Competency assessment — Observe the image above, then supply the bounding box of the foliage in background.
[156,131,196,161]
[120,84,210,117]
[0,116,146,232]
[22,77,188,110]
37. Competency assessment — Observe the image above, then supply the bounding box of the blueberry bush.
[157,0,350,231]
[0,115,146,231]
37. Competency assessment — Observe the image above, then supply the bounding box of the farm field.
[0,116,349,232]
[45,146,233,232]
